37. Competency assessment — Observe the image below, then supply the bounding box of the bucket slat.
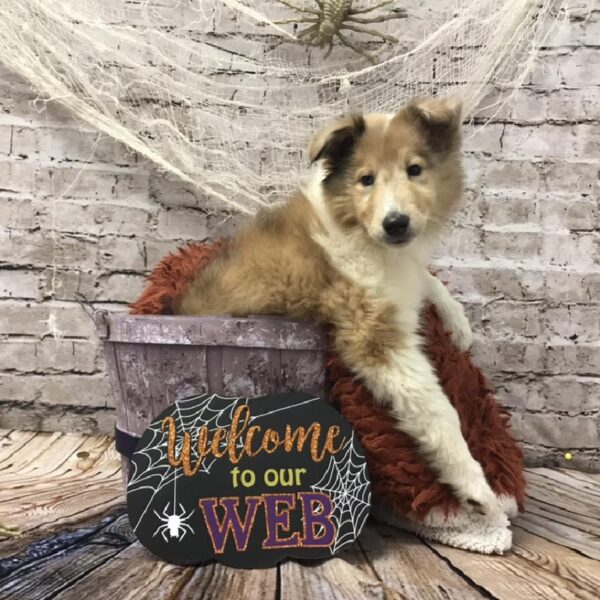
[98,311,327,478]
[104,314,325,350]
[205,346,225,396]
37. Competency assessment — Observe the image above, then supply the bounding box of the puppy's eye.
[360,174,375,186]
[407,164,422,177]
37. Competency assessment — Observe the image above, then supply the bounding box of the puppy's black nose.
[382,212,411,242]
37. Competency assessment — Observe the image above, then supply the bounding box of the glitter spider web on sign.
[128,393,247,532]
[311,433,371,554]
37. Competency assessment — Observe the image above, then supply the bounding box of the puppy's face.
[308,97,464,247]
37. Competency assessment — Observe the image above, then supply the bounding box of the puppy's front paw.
[443,300,472,352]
[455,475,500,517]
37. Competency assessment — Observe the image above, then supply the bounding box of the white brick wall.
[0,5,598,471]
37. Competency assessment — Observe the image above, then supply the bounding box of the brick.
[0,197,36,229]
[540,160,597,193]
[479,192,537,226]
[544,270,600,303]
[521,413,599,449]
[463,123,503,155]
[539,7,596,47]
[98,236,146,272]
[0,125,12,155]
[545,306,600,344]
[495,378,545,411]
[521,444,600,471]
[207,211,245,238]
[540,376,600,412]
[501,124,600,160]
[0,160,36,193]
[40,373,113,407]
[433,226,482,261]
[482,230,543,262]
[0,373,37,402]
[434,265,546,302]
[0,373,113,407]
[0,338,97,373]
[144,239,181,271]
[0,229,98,270]
[0,269,40,299]
[475,88,547,123]
[39,406,115,436]
[546,343,600,375]
[0,301,95,337]
[11,126,133,164]
[477,159,542,192]
[482,301,542,338]
[540,195,598,232]
[95,273,147,303]
[542,232,598,269]
[42,268,97,301]
[471,339,545,374]
[0,12,598,464]
[506,411,524,442]
[40,200,153,236]
[150,173,202,209]
[157,208,208,240]
[529,49,600,88]
[0,404,43,432]
[546,89,600,122]
[35,166,149,203]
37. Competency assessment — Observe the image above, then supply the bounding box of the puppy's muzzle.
[382,212,413,245]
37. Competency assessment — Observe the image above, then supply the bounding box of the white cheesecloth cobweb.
[0,0,565,214]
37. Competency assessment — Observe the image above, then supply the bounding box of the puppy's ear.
[405,96,462,155]
[308,115,365,176]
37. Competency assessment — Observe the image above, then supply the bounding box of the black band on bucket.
[115,426,141,460]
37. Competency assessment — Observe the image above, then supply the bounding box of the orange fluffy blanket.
[131,241,525,552]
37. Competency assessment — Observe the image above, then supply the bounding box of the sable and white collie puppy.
[178,96,499,517]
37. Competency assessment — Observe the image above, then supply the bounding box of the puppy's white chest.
[317,230,427,324]
[381,254,427,320]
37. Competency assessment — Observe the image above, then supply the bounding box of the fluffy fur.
[177,97,500,517]
[129,243,525,554]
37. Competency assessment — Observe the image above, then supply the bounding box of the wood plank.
[176,563,278,599]
[0,435,119,487]
[0,509,125,577]
[514,507,600,561]
[525,468,600,506]
[279,557,396,600]
[525,469,600,518]
[1,432,80,474]
[0,432,123,548]
[512,526,600,596]
[357,522,485,599]
[427,537,596,600]
[552,469,600,494]
[50,542,193,600]
[0,435,116,489]
[522,497,600,537]
[0,513,134,600]
[0,430,39,467]
[0,478,124,541]
[515,468,600,559]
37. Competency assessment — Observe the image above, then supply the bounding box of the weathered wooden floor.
[0,429,598,600]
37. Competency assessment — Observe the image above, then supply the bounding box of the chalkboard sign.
[127,391,371,569]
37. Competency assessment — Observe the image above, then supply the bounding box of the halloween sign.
[127,391,371,569]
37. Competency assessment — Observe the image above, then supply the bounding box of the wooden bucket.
[94,310,327,479]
